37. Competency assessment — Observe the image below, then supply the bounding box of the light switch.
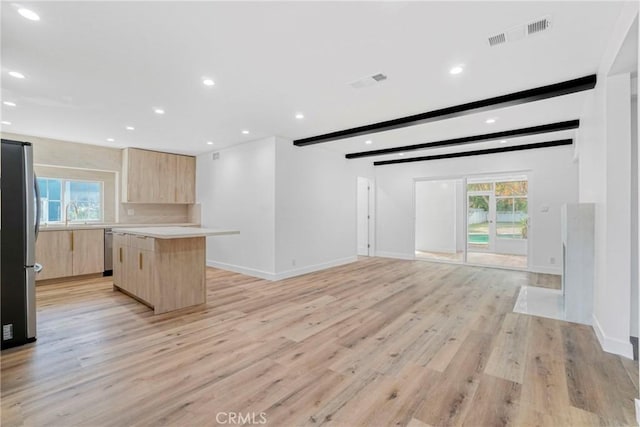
[127,208,135,216]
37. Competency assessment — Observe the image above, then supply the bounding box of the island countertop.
[112,226,239,239]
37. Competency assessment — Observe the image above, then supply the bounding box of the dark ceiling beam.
[293,74,596,146]
[345,119,579,159]
[373,139,573,166]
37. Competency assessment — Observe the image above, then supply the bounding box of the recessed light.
[207,141,214,145]
[125,126,135,131]
[106,138,115,142]
[295,113,304,119]
[1,121,11,125]
[365,140,372,145]
[485,118,496,124]
[398,153,404,156]
[3,101,16,107]
[449,65,464,75]
[9,71,25,79]
[500,140,508,144]
[18,8,40,21]
[241,130,250,135]
[203,78,215,87]
[154,108,165,115]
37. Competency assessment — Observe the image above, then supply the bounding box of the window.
[37,177,103,223]
[495,180,528,239]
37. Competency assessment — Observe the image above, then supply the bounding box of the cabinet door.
[72,229,105,276]
[175,155,195,203]
[113,233,128,290]
[157,152,177,203]
[35,231,73,280]
[136,249,155,304]
[124,148,151,203]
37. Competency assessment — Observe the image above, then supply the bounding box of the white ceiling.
[0,1,626,156]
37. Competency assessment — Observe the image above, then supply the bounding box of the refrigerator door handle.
[23,144,36,266]
[34,172,41,241]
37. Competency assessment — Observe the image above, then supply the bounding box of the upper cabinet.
[122,148,195,204]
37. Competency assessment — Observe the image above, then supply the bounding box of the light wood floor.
[1,258,636,426]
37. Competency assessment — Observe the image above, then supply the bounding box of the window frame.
[37,177,105,224]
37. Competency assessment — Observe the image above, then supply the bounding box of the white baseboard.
[207,256,358,282]
[592,314,634,359]
[272,256,358,281]
[375,251,415,261]
[206,260,276,281]
[635,399,640,427]
[528,265,562,275]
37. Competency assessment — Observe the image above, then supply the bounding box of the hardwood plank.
[1,257,636,427]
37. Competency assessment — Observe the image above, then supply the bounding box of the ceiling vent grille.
[488,15,552,47]
[349,73,388,89]
[488,33,507,47]
[527,16,552,35]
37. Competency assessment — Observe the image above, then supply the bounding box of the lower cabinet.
[113,233,155,306]
[36,229,104,281]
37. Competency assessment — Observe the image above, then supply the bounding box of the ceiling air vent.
[488,33,506,47]
[349,73,388,89]
[527,16,552,36]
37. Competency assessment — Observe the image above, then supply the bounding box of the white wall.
[196,136,374,280]
[415,180,457,253]
[274,137,370,278]
[197,137,276,278]
[375,146,578,273]
[577,5,638,359]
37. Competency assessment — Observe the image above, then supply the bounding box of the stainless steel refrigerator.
[1,139,42,349]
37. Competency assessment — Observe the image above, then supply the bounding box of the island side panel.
[153,237,206,314]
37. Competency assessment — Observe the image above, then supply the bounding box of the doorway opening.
[414,179,464,263]
[466,176,529,269]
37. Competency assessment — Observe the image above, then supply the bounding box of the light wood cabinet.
[113,233,155,305]
[36,231,73,280]
[72,229,104,276]
[112,233,128,291]
[112,233,205,314]
[175,155,195,203]
[122,148,195,204]
[36,229,104,281]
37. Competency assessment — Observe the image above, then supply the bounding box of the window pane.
[495,181,528,196]
[467,182,492,192]
[496,197,528,239]
[67,180,102,221]
[37,178,48,198]
[48,179,61,200]
[48,201,61,222]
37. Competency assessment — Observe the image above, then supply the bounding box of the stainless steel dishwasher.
[104,228,113,276]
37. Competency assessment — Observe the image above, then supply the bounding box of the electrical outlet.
[127,208,135,216]
[550,257,556,265]
[292,259,296,267]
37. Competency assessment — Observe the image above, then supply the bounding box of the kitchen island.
[112,227,239,314]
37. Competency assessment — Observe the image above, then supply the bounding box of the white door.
[357,177,370,256]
